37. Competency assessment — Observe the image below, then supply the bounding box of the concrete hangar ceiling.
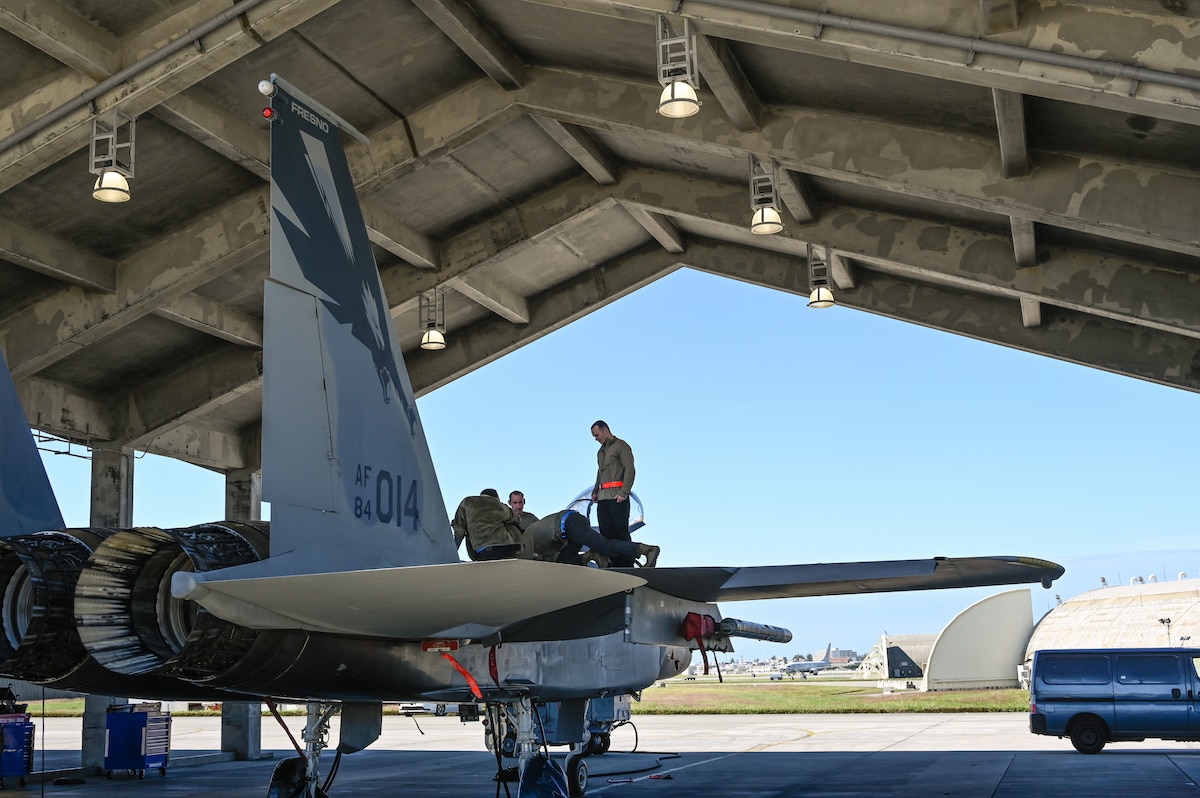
[1,0,1198,474]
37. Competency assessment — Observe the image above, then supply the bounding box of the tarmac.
[15,712,1200,797]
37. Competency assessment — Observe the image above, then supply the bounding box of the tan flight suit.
[451,496,524,558]
[594,437,635,500]
[519,514,566,562]
[515,511,539,531]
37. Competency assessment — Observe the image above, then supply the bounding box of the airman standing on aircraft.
[590,420,636,567]
[522,509,659,567]
[452,489,525,561]
[508,490,539,531]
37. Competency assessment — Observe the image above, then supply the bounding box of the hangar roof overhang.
[1,0,1198,472]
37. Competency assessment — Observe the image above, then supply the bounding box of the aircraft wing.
[622,556,1064,602]
[173,559,645,640]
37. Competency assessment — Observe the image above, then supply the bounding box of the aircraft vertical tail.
[0,349,64,536]
[256,76,455,573]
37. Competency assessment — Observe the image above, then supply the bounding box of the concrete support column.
[82,447,134,771]
[220,701,266,761]
[221,467,264,760]
[224,466,262,519]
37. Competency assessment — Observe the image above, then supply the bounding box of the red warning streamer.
[441,652,484,700]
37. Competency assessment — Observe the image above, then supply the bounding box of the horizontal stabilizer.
[173,560,645,640]
[627,556,1064,602]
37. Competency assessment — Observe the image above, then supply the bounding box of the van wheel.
[1069,718,1107,754]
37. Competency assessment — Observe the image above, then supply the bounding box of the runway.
[20,713,1200,797]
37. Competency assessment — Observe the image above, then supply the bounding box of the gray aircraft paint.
[0,348,63,536]
[260,83,453,571]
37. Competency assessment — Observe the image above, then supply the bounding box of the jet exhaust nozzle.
[74,522,269,681]
[717,618,792,644]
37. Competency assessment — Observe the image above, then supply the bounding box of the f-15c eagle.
[0,76,1063,798]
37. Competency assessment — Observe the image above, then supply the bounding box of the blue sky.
[39,268,1200,661]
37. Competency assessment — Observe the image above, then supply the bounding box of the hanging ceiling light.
[89,110,135,203]
[656,16,700,118]
[749,155,783,235]
[419,288,447,350]
[807,243,836,309]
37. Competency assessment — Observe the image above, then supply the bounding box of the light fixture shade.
[92,170,130,203]
[750,206,783,235]
[808,286,835,309]
[658,82,699,118]
[420,329,446,350]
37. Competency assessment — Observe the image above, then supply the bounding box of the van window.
[1193,658,1200,680]
[1043,655,1108,684]
[1115,655,1179,684]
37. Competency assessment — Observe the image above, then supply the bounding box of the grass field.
[21,680,1030,717]
[633,678,1030,714]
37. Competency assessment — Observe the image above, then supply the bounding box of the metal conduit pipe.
[0,0,270,156]
[695,0,1200,96]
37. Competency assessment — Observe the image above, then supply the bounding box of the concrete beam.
[777,168,819,225]
[0,0,341,193]
[16,376,115,442]
[381,172,620,310]
[513,0,1200,125]
[686,241,1200,393]
[0,0,119,77]
[138,420,246,471]
[511,67,1200,258]
[1,188,271,380]
[361,199,441,269]
[1020,296,1042,328]
[829,252,856,290]
[980,0,1019,34]
[620,204,685,254]
[531,116,618,185]
[1010,217,1037,268]
[0,216,116,292]
[409,0,525,90]
[693,31,761,132]
[152,89,272,181]
[152,294,264,348]
[385,166,1200,341]
[148,93,439,270]
[447,273,530,323]
[410,244,682,393]
[992,89,1029,179]
[117,347,263,450]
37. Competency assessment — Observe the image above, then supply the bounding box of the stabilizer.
[0,349,64,536]
[256,76,455,572]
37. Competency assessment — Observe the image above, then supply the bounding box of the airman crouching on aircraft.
[521,509,659,567]
[452,489,526,561]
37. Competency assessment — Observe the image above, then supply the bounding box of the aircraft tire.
[565,754,587,797]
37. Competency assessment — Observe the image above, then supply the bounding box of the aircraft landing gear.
[266,701,338,798]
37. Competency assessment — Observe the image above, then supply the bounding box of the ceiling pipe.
[0,0,270,157]
[696,0,1200,96]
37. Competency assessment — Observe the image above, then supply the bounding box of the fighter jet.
[0,76,1064,798]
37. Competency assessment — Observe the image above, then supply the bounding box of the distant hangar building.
[859,589,1037,690]
[1025,575,1200,656]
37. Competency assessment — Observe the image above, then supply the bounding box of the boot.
[635,544,660,568]
[582,550,609,569]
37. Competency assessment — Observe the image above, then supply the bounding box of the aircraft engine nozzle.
[717,617,793,644]
[74,522,269,681]
[0,529,113,682]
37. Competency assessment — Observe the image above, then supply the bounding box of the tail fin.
[821,643,832,663]
[258,76,455,572]
[0,349,65,536]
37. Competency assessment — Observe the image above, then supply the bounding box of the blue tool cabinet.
[105,703,170,779]
[0,712,34,788]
